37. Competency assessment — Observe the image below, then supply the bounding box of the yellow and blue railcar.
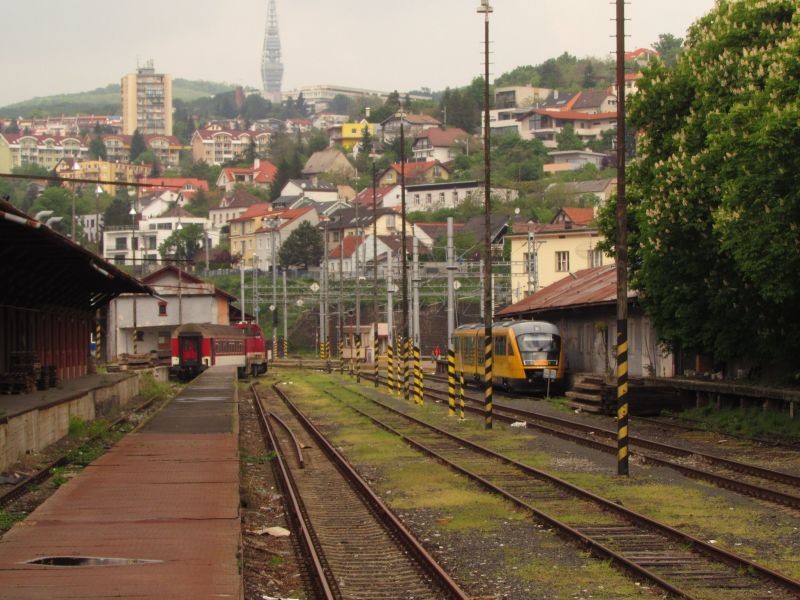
[453,320,566,393]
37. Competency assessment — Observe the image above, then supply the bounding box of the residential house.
[311,112,349,130]
[137,191,181,220]
[209,190,267,230]
[494,86,552,109]
[215,158,278,193]
[546,178,617,205]
[281,179,339,202]
[108,265,236,360]
[377,160,450,187]
[102,207,217,269]
[516,109,617,148]
[544,150,608,173]
[254,207,320,269]
[506,219,609,304]
[329,120,375,152]
[412,221,465,250]
[54,157,149,195]
[497,264,673,378]
[322,206,403,250]
[380,112,442,143]
[611,72,644,97]
[100,134,183,167]
[459,214,511,260]
[411,127,468,163]
[570,90,618,114]
[552,207,596,227]
[77,213,105,244]
[137,177,209,202]
[326,233,411,280]
[190,128,271,165]
[228,203,273,262]
[337,184,356,202]
[301,148,357,182]
[287,197,350,218]
[0,133,86,172]
[625,48,660,67]
[405,180,518,212]
[488,108,531,136]
[351,185,402,209]
[286,118,312,134]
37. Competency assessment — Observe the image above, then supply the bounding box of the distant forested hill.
[0,79,236,117]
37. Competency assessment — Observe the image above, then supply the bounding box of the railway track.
[250,383,469,600]
[385,372,800,512]
[0,396,161,511]
[329,385,800,600]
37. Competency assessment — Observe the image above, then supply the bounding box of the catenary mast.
[261,0,284,103]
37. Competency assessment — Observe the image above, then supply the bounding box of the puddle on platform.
[25,556,162,567]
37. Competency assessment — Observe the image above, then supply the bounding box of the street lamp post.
[478,0,494,429]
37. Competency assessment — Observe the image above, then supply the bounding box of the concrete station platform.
[0,366,242,599]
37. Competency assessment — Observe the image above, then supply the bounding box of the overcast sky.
[1,1,717,107]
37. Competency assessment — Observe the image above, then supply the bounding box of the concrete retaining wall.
[0,367,167,471]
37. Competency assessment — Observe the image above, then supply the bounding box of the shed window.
[158,301,168,316]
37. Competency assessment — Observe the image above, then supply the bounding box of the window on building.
[158,301,168,316]
[148,236,157,250]
[414,194,420,206]
[452,191,459,205]
[556,251,569,272]
[385,215,395,228]
[589,248,603,268]
[115,237,127,250]
[425,193,432,205]
[438,192,445,204]
[134,330,145,342]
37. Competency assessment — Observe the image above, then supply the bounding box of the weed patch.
[0,510,26,530]
[668,406,800,441]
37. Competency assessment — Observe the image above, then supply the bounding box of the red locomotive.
[170,323,268,380]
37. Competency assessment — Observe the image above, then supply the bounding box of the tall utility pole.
[372,162,379,376]
[399,105,410,401]
[354,192,361,376]
[615,0,629,476]
[322,219,329,359]
[412,231,420,349]
[282,268,288,357]
[240,260,246,322]
[446,217,455,345]
[253,257,259,327]
[271,224,278,362]
[478,0,494,430]
[338,222,344,357]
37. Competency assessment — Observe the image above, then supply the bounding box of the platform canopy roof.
[0,199,153,312]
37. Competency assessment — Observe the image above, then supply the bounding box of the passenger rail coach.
[170,323,268,380]
[454,320,567,393]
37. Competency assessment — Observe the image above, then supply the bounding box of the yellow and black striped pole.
[413,343,422,405]
[418,348,425,405]
[459,368,466,419]
[95,310,102,367]
[355,336,362,383]
[403,338,411,402]
[387,340,395,395]
[373,336,379,388]
[617,322,629,475]
[484,334,493,429]
[394,337,401,397]
[447,347,456,417]
[283,336,288,358]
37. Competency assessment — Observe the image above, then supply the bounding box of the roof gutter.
[0,210,42,229]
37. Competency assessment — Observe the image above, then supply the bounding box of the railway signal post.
[614,0,630,476]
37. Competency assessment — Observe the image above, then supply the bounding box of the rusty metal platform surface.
[0,367,242,599]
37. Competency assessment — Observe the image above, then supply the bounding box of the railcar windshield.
[516,333,561,365]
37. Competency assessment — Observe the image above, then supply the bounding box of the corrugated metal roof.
[497,264,635,317]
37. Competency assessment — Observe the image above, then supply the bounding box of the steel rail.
[412,374,800,491]
[271,384,471,600]
[268,411,305,468]
[250,385,336,600]
[337,386,800,597]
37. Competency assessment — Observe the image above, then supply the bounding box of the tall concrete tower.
[261,0,284,104]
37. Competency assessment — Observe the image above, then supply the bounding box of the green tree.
[4,119,20,133]
[556,124,584,150]
[652,33,684,68]
[88,137,108,160]
[158,223,204,262]
[278,221,323,269]
[598,0,800,367]
[129,130,147,161]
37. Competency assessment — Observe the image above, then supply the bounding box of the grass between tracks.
[272,369,800,591]
[269,371,656,598]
